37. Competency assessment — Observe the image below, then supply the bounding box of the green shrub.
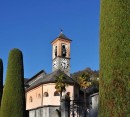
[0,48,26,117]
[99,0,130,116]
[0,59,3,107]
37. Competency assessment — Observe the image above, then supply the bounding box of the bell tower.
[51,31,72,76]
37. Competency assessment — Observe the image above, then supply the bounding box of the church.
[24,32,81,117]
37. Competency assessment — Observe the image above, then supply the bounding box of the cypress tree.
[0,59,3,107]
[99,0,130,116]
[0,48,26,117]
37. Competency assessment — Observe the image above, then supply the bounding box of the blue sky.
[0,0,100,80]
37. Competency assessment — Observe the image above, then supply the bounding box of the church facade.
[25,32,80,117]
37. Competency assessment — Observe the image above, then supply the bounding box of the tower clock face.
[53,60,58,69]
[60,58,69,69]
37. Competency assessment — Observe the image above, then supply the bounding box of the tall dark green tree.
[0,59,3,107]
[0,48,26,117]
[99,0,130,116]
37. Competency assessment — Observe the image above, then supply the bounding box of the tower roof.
[51,32,72,44]
[58,32,72,41]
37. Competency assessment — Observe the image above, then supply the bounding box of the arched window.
[62,45,66,57]
[54,91,60,96]
[43,92,49,97]
[66,92,70,97]
[29,96,33,102]
[38,94,41,99]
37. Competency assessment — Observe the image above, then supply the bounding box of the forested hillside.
[71,67,99,81]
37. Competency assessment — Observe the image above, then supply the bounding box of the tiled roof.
[51,32,72,43]
[25,69,77,91]
[42,69,75,84]
[25,70,46,83]
[58,33,72,41]
[24,78,29,83]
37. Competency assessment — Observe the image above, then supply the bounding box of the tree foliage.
[72,67,99,82]
[99,0,130,116]
[0,59,3,107]
[55,74,68,98]
[0,48,26,117]
[72,67,99,91]
[78,73,91,89]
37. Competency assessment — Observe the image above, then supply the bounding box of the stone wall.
[29,106,60,117]
[89,93,99,117]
